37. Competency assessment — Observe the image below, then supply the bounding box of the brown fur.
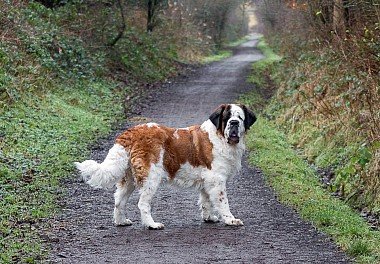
[115,124,213,184]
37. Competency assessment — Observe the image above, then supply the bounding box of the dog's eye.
[238,116,243,121]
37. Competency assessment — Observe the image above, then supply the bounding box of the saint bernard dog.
[75,104,256,229]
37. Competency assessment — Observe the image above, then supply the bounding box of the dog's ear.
[241,105,257,131]
[209,104,226,131]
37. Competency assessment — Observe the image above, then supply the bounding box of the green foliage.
[201,50,232,64]
[0,2,104,106]
[0,47,13,104]
[247,38,281,87]
[256,0,380,212]
[239,89,266,111]
[20,2,94,78]
[119,30,177,82]
[0,2,130,262]
[348,240,371,258]
[256,33,380,212]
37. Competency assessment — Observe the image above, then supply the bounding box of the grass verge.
[240,38,380,264]
[247,38,281,87]
[226,35,250,47]
[201,36,255,64]
[0,79,126,263]
[201,50,232,64]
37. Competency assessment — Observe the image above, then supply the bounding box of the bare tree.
[146,0,168,32]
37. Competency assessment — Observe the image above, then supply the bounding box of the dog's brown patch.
[163,126,213,179]
[115,124,213,184]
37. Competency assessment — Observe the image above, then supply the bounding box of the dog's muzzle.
[227,121,240,144]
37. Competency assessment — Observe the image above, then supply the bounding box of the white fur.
[199,189,219,223]
[201,118,245,176]
[173,129,179,139]
[75,144,129,189]
[146,122,159,128]
[137,149,167,229]
[169,162,205,189]
[224,104,246,140]
[114,170,135,226]
[199,118,245,226]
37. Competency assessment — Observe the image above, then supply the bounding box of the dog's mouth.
[227,133,240,144]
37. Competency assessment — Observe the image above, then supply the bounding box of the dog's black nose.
[230,120,239,126]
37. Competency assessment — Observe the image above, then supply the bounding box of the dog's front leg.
[199,189,219,223]
[204,178,243,226]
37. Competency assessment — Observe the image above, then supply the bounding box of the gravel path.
[47,34,350,263]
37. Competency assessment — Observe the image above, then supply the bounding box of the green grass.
[201,36,256,64]
[0,79,127,263]
[256,38,282,62]
[119,30,178,82]
[226,35,250,47]
[241,38,380,263]
[247,38,281,87]
[201,50,232,64]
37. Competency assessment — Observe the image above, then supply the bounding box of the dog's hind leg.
[199,189,219,223]
[137,174,164,230]
[114,171,135,226]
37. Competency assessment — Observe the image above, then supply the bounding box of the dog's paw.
[115,218,133,226]
[147,222,165,230]
[203,215,220,223]
[225,218,244,226]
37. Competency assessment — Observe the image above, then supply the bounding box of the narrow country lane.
[48,34,350,264]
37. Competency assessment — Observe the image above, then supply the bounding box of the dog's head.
[209,104,256,145]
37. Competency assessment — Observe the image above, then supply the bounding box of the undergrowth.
[242,38,380,263]
[266,33,380,212]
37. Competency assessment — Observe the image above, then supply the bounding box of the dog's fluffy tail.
[74,144,129,189]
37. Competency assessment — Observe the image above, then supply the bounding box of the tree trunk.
[147,0,157,32]
[333,0,346,38]
[108,0,126,46]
